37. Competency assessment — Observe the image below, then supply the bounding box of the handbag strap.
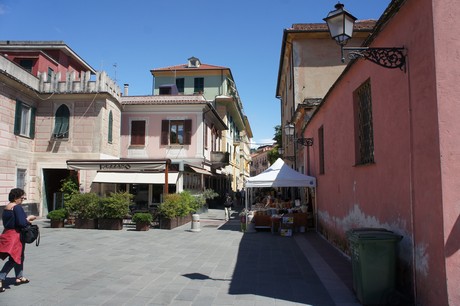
[35,226,40,247]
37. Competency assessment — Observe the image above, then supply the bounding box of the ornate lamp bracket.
[296,138,314,147]
[343,47,406,71]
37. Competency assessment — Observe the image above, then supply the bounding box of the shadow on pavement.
[228,231,336,305]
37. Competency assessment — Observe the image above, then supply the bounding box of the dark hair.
[8,188,25,202]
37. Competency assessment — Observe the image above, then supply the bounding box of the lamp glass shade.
[324,3,357,45]
[284,123,295,136]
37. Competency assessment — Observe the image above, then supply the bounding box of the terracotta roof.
[152,63,229,72]
[121,95,207,105]
[290,20,376,32]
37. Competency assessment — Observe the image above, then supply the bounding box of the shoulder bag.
[20,224,40,246]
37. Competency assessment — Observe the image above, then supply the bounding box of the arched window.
[108,111,113,143]
[53,104,70,139]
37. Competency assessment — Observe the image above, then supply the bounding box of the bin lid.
[346,227,391,238]
[349,230,403,242]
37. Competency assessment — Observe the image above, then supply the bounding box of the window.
[194,78,204,93]
[19,59,34,73]
[318,126,325,174]
[108,111,113,144]
[53,104,70,139]
[354,80,375,165]
[176,78,184,93]
[161,119,192,145]
[14,100,36,138]
[17,169,26,190]
[131,120,146,146]
[48,67,54,81]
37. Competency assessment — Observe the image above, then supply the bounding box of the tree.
[268,125,282,164]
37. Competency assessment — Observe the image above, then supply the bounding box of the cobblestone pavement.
[0,209,359,306]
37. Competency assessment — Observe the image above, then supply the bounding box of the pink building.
[295,0,460,304]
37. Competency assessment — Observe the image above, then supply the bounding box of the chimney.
[123,84,129,96]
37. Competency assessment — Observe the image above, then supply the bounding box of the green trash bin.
[347,229,402,305]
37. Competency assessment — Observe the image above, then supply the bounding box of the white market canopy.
[245,158,316,188]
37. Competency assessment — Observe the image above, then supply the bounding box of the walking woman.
[0,188,36,292]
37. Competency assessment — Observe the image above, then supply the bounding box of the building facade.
[151,57,252,193]
[276,22,374,173]
[0,41,121,216]
[250,145,274,176]
[278,0,460,304]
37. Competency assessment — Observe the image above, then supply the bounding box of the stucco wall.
[304,0,458,304]
[432,0,460,304]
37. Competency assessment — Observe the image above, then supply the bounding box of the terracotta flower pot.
[50,219,65,228]
[135,222,150,231]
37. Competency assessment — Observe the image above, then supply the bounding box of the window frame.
[161,119,192,145]
[14,100,36,139]
[176,78,185,93]
[318,126,325,174]
[53,104,70,139]
[194,77,204,93]
[354,80,375,165]
[130,120,146,146]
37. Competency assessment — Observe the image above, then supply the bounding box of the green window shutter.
[14,101,22,135]
[30,107,36,139]
[108,111,113,143]
[54,105,70,138]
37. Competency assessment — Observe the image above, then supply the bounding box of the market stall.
[244,158,316,235]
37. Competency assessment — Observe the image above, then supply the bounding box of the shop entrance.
[42,169,78,213]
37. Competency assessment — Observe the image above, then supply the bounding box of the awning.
[92,172,179,184]
[189,165,212,175]
[67,159,169,171]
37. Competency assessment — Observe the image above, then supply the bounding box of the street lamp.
[324,2,406,70]
[284,123,313,147]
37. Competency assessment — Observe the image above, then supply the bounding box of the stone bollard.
[190,214,201,232]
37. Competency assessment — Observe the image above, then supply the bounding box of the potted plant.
[60,174,80,225]
[65,192,100,229]
[98,192,133,230]
[158,190,213,229]
[132,212,153,231]
[47,208,68,228]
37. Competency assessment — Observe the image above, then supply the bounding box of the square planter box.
[75,218,98,229]
[98,218,123,230]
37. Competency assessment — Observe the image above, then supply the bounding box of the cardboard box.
[280,229,292,237]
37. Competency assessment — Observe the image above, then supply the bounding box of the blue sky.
[0,0,390,148]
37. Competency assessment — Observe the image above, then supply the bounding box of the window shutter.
[161,120,169,145]
[108,111,113,143]
[30,107,36,139]
[184,119,192,145]
[131,121,145,145]
[14,101,22,135]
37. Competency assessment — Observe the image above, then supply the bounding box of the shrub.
[60,175,79,204]
[47,208,68,220]
[65,192,100,219]
[98,191,133,219]
[158,189,219,218]
[132,212,153,223]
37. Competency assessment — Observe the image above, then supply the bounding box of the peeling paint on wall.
[318,204,420,270]
[415,243,429,277]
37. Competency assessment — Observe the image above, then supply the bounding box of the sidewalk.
[0,209,359,306]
